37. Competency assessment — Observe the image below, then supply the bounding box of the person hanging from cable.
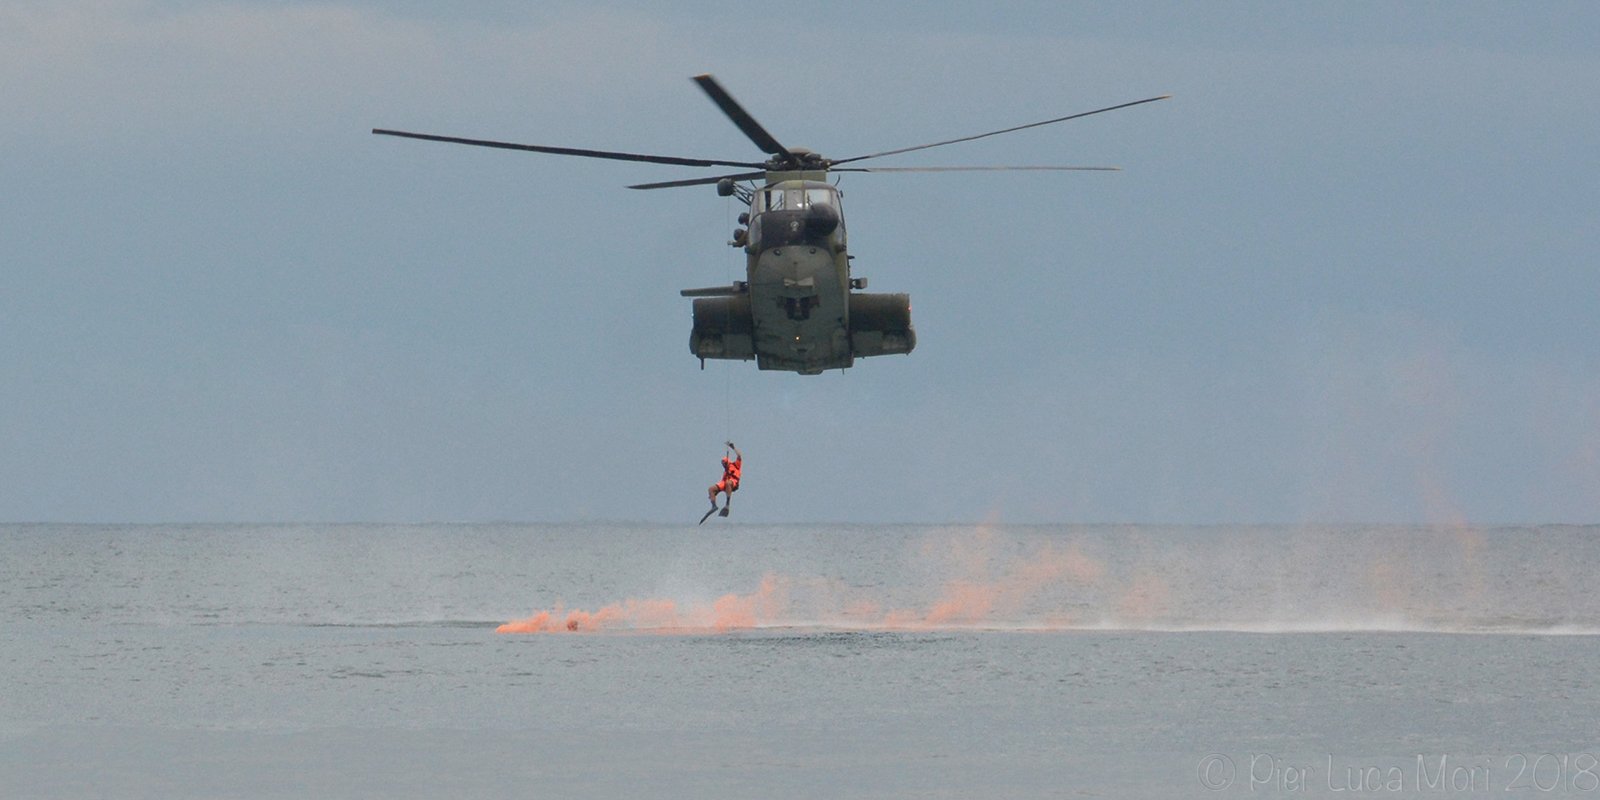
[701,441,742,523]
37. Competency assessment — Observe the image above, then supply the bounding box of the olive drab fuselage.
[687,173,915,375]
[742,178,852,372]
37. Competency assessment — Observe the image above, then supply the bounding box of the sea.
[2,522,1597,798]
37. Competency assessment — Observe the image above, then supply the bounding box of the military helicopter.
[374,75,1167,375]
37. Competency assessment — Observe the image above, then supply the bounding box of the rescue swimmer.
[700,441,743,524]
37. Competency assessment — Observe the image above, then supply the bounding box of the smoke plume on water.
[497,575,786,633]
[497,524,1600,635]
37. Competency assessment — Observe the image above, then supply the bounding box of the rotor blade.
[627,171,766,190]
[831,94,1170,166]
[693,74,793,158]
[372,128,767,169]
[832,165,1121,173]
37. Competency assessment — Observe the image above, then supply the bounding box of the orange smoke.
[497,534,1119,634]
[877,538,1112,630]
[497,574,787,633]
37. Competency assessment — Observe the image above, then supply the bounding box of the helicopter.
[374,75,1167,375]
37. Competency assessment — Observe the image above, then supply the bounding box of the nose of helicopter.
[748,243,851,373]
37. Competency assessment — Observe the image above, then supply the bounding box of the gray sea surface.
[2,523,1597,797]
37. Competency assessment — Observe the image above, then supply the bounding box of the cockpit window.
[756,186,839,213]
[758,189,802,211]
[747,183,845,247]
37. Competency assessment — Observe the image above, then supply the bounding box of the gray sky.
[4,1,1597,524]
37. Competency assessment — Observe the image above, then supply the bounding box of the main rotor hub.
[768,147,829,172]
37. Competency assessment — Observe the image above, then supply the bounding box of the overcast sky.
[3,1,1597,524]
